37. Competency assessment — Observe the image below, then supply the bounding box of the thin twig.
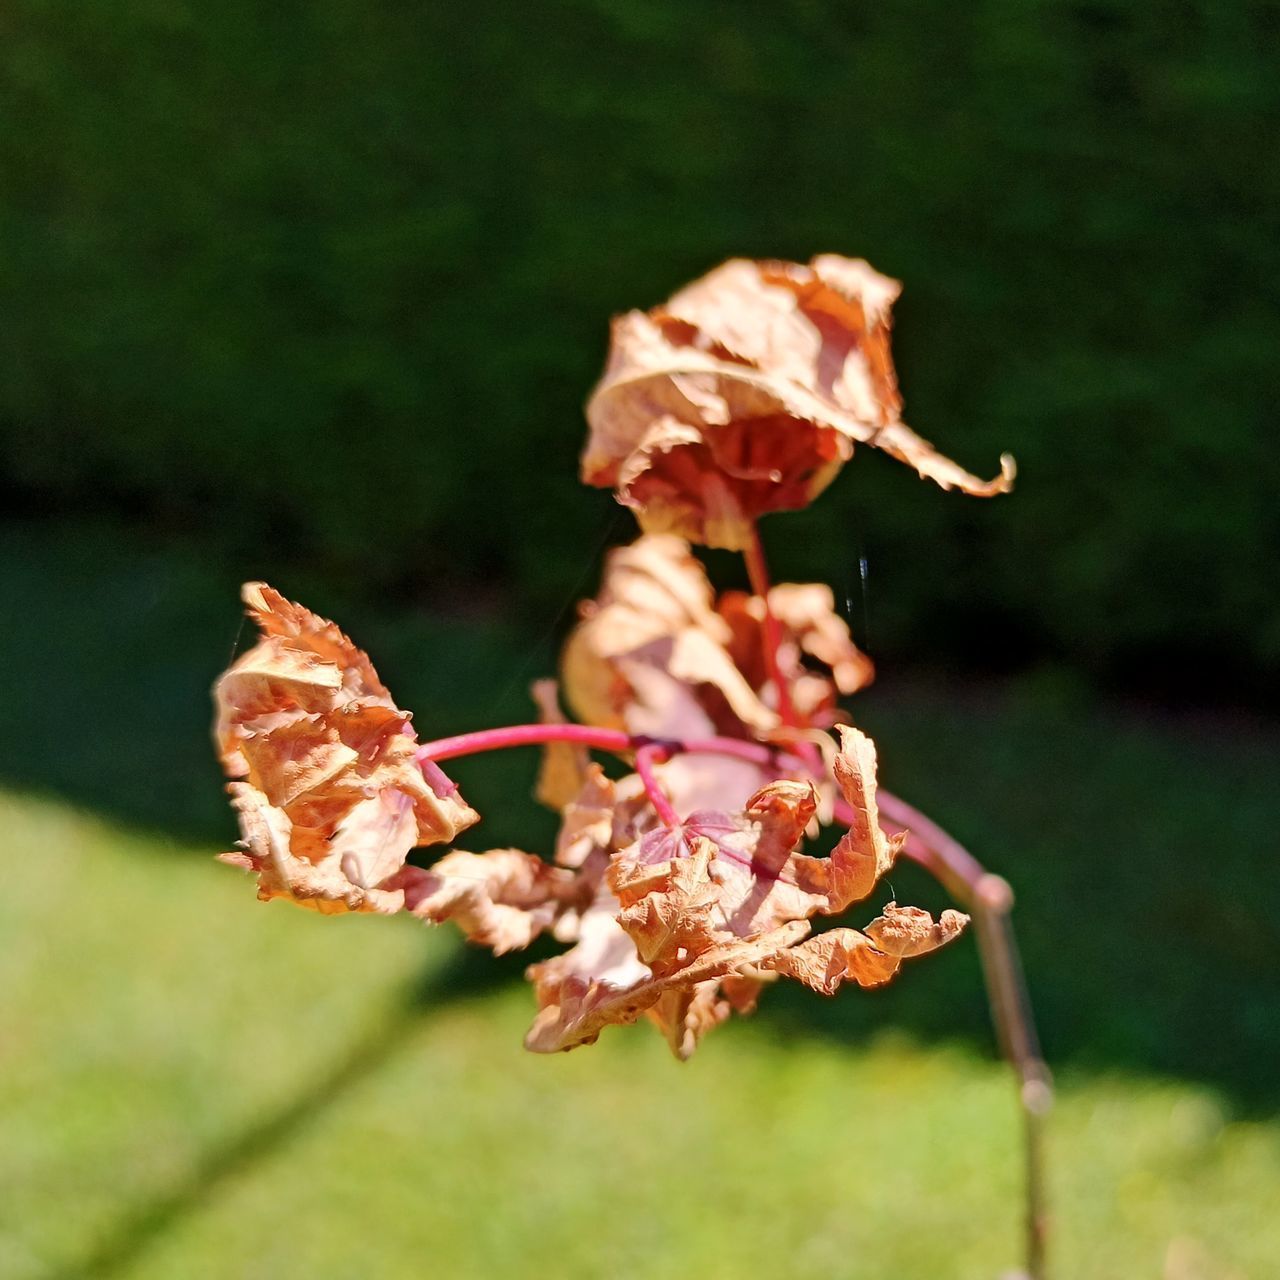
[415,723,804,771]
[875,789,1052,1280]
[634,742,681,829]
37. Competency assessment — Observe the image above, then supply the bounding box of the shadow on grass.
[6,517,1280,1124]
[52,943,526,1280]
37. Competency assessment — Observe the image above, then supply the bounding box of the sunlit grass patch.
[1,789,1276,1279]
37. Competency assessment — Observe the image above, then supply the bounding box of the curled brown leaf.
[763,904,969,994]
[214,583,478,913]
[561,534,775,739]
[523,725,963,1058]
[397,848,582,954]
[583,255,1014,549]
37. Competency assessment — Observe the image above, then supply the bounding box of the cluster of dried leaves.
[214,253,1009,1058]
[216,550,964,1058]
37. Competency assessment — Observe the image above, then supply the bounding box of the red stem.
[415,722,802,771]
[634,743,681,829]
[743,523,798,729]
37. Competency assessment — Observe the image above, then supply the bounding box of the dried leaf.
[562,536,872,812]
[629,780,827,937]
[214,583,478,913]
[562,534,805,813]
[553,763,618,870]
[819,724,903,911]
[562,534,775,739]
[583,256,1013,548]
[519,724,953,1058]
[763,904,969,994]
[629,726,899,935]
[645,982,734,1061]
[864,901,970,958]
[611,838,723,973]
[397,848,581,954]
[524,916,809,1055]
[718,583,873,728]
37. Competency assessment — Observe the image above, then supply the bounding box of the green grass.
[2,789,1278,1280]
[2,517,1278,1277]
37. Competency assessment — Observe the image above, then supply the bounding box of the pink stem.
[743,523,798,729]
[842,787,1050,1279]
[875,790,1005,909]
[634,743,681,829]
[418,723,629,761]
[415,722,803,771]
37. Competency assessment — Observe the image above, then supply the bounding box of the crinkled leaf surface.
[583,255,1013,548]
[214,583,478,913]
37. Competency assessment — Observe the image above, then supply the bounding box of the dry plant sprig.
[212,254,1048,1278]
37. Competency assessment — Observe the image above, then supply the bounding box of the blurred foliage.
[2,1,1278,694]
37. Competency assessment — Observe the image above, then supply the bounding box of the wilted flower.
[582,254,1014,548]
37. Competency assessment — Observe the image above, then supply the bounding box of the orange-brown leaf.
[610,838,722,974]
[717,584,875,727]
[583,256,1013,549]
[561,534,775,740]
[523,723,951,1057]
[214,583,478,913]
[524,918,809,1055]
[626,727,898,938]
[398,848,581,954]
[763,904,968,994]
[864,901,970,958]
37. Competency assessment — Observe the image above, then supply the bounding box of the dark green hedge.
[3,2,1277,692]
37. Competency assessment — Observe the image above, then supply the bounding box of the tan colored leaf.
[332,792,422,891]
[561,534,800,813]
[528,724,947,1056]
[562,534,775,739]
[864,901,969,958]
[610,838,722,974]
[561,538,872,820]
[765,583,875,697]
[627,730,898,939]
[645,982,734,1061]
[583,256,1013,549]
[763,903,969,994]
[524,918,810,1055]
[214,582,478,913]
[398,848,581,954]
[815,724,904,911]
[553,763,618,870]
[222,783,405,915]
[762,928,900,993]
[234,718,358,808]
[629,780,827,938]
[240,580,391,701]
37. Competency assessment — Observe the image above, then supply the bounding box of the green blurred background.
[2,4,1278,1277]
